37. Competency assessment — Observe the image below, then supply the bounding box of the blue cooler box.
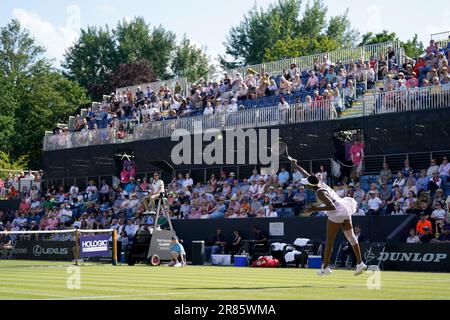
[308,255,322,269]
[234,255,248,267]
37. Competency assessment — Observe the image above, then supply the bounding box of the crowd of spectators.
[1,156,449,245]
[0,171,43,200]
[47,37,450,149]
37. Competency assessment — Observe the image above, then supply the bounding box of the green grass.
[0,260,449,300]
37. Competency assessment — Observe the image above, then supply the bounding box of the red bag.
[251,256,280,268]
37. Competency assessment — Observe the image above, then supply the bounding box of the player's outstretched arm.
[290,158,311,178]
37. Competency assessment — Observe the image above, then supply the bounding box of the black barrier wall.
[0,200,20,211]
[43,107,450,179]
[172,216,409,259]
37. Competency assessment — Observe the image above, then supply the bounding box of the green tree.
[263,35,337,62]
[63,26,118,100]
[358,30,398,46]
[299,0,327,36]
[402,34,424,58]
[326,9,359,49]
[171,36,213,83]
[109,59,156,89]
[222,0,358,67]
[115,18,176,79]
[0,151,28,179]
[1,20,89,168]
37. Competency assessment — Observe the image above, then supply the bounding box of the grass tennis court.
[0,260,449,300]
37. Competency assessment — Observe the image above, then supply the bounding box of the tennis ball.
[217,134,223,141]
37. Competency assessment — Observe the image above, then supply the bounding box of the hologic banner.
[80,235,111,258]
[363,243,450,272]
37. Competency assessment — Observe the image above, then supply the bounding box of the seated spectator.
[416,213,433,236]
[430,224,450,243]
[438,156,450,186]
[432,189,446,209]
[402,160,414,178]
[431,201,446,234]
[416,169,429,192]
[428,172,442,195]
[403,191,417,214]
[204,229,227,262]
[353,183,366,208]
[367,191,383,215]
[392,172,406,189]
[427,159,439,178]
[406,228,420,243]
[391,204,405,215]
[403,179,418,199]
[419,226,433,243]
[379,163,392,185]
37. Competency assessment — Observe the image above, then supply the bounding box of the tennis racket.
[271,141,294,162]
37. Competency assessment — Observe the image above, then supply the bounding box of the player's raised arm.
[290,158,311,178]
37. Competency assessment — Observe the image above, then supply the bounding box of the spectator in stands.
[428,172,442,195]
[393,172,406,189]
[350,138,365,180]
[416,169,429,192]
[403,191,417,214]
[406,228,420,243]
[402,160,413,178]
[379,182,392,203]
[278,96,289,110]
[427,159,440,178]
[367,191,383,215]
[431,201,446,234]
[305,71,319,91]
[379,163,392,185]
[419,226,433,243]
[438,156,450,187]
[353,183,366,208]
[416,213,433,236]
[432,189,446,209]
[431,224,450,243]
[403,179,418,199]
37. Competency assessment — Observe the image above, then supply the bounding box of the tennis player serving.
[290,158,367,276]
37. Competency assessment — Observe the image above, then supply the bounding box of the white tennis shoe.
[317,267,332,276]
[354,262,367,276]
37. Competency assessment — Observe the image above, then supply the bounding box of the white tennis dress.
[317,182,358,223]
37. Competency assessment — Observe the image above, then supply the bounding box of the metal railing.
[431,31,450,47]
[215,41,402,80]
[43,85,450,151]
[43,100,335,151]
[362,86,450,116]
[115,77,188,99]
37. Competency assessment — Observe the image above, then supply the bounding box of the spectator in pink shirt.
[350,138,365,179]
[305,71,319,91]
[45,212,60,230]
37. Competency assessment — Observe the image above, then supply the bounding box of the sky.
[1,0,450,67]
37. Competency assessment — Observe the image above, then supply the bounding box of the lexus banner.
[13,241,74,261]
[363,243,450,272]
